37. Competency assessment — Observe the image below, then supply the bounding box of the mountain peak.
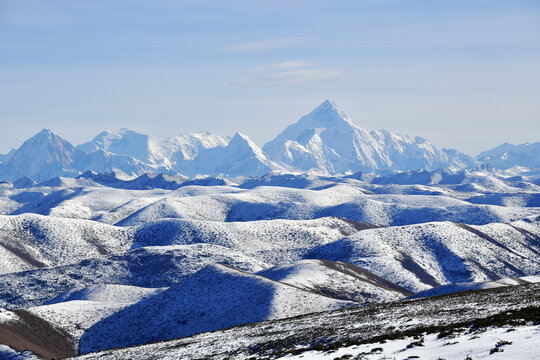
[263,100,358,154]
[315,99,339,113]
[297,100,356,130]
[0,128,77,181]
[228,132,263,155]
[230,132,251,143]
[35,128,55,138]
[25,129,69,145]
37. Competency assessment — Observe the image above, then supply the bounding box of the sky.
[1,0,539,155]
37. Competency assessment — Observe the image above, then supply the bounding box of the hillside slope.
[257,259,412,303]
[69,282,540,360]
[79,264,354,353]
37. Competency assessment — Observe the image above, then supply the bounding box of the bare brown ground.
[0,309,77,359]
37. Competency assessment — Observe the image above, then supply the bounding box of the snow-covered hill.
[0,263,356,357]
[0,214,132,274]
[78,264,354,353]
[0,244,268,309]
[67,282,540,360]
[0,169,538,358]
[0,214,538,311]
[411,274,540,299]
[308,219,540,292]
[4,176,537,227]
[257,259,412,303]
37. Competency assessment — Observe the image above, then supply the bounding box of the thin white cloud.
[273,61,314,69]
[234,69,343,86]
[217,37,309,52]
[247,61,315,73]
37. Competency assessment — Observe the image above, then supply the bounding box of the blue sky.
[1,0,539,155]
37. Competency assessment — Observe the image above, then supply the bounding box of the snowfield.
[283,324,540,360]
[0,168,538,359]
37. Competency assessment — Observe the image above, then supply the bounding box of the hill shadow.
[78,266,276,354]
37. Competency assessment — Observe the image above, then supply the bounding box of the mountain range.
[0,100,537,182]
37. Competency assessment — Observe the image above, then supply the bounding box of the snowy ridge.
[175,132,284,177]
[478,141,540,170]
[257,259,412,303]
[0,214,132,274]
[410,274,540,299]
[77,128,230,167]
[47,284,167,304]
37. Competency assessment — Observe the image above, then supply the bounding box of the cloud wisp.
[234,68,343,86]
[272,61,314,69]
[217,37,310,52]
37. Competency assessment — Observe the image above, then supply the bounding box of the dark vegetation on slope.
[0,309,77,359]
[74,282,540,360]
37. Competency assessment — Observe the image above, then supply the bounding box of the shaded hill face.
[0,244,268,310]
[79,265,354,354]
[0,259,408,358]
[0,263,358,358]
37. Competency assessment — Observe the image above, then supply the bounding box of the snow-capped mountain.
[175,132,284,177]
[0,148,15,164]
[77,128,229,168]
[0,129,78,182]
[74,149,166,178]
[0,102,537,182]
[170,131,231,162]
[478,141,540,170]
[263,100,476,174]
[0,129,233,182]
[77,129,173,165]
